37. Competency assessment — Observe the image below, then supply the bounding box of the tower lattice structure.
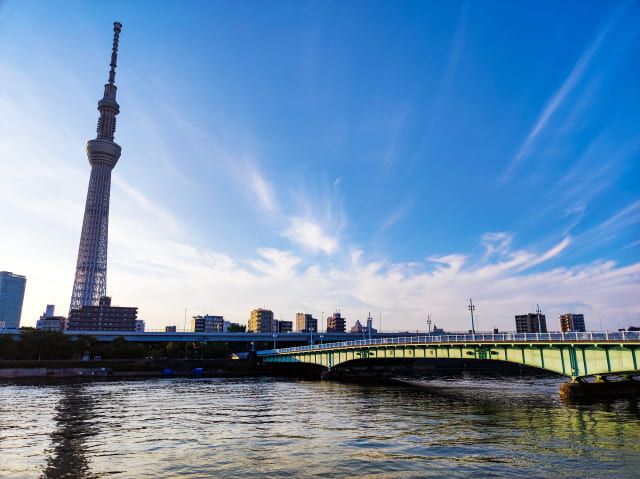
[70,22,123,311]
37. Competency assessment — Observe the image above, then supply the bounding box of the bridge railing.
[257,331,640,355]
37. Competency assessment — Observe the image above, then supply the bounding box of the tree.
[227,323,246,332]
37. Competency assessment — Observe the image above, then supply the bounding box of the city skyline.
[0,1,639,331]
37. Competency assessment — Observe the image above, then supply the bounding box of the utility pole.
[536,304,542,333]
[468,299,476,334]
[427,314,432,334]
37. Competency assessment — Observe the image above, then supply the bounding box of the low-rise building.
[67,296,137,331]
[135,320,145,332]
[165,325,177,333]
[273,319,293,333]
[192,314,224,333]
[35,304,66,332]
[350,319,365,333]
[326,312,346,333]
[559,313,585,332]
[248,308,274,333]
[515,313,547,333]
[350,315,377,335]
[296,313,318,333]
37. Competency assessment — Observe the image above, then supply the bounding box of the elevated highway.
[0,329,423,344]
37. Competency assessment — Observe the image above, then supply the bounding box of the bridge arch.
[258,334,640,380]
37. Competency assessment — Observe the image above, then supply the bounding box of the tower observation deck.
[70,22,123,311]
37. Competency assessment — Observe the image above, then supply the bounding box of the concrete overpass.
[0,329,425,344]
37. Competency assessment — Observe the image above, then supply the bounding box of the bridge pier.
[559,375,640,400]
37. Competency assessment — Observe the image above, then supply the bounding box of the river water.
[1,376,639,478]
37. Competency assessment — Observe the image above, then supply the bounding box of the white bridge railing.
[258,331,640,356]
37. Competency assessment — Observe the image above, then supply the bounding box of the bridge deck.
[258,332,640,379]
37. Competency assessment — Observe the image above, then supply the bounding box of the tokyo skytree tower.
[70,22,123,311]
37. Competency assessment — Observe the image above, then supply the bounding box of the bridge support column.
[560,375,640,400]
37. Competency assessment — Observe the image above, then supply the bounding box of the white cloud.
[247,248,302,279]
[248,168,277,212]
[283,217,339,255]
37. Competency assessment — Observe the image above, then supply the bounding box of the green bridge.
[258,332,640,381]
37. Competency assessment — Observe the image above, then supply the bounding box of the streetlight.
[536,304,543,333]
[468,299,476,334]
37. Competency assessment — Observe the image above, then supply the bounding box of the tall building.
[326,312,346,333]
[0,271,27,330]
[515,313,547,333]
[36,304,66,332]
[70,22,124,311]
[296,313,318,333]
[192,315,224,333]
[248,308,274,333]
[67,296,137,331]
[559,313,586,332]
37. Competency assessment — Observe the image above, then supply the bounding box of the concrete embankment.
[0,358,254,379]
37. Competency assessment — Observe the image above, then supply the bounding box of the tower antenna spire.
[108,22,122,85]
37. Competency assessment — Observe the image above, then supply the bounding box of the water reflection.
[0,377,637,478]
[42,384,98,479]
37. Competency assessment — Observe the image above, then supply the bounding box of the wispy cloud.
[379,200,414,232]
[577,200,640,250]
[498,16,615,184]
[283,217,339,255]
[248,167,278,212]
[515,237,571,272]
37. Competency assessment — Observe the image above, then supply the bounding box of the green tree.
[227,323,246,332]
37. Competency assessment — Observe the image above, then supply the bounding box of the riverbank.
[0,358,254,379]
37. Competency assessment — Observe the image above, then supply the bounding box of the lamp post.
[468,299,476,334]
[536,304,543,333]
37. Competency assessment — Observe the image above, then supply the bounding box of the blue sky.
[1,1,639,331]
